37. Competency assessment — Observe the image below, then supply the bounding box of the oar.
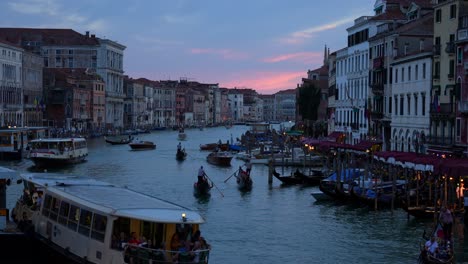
[224,168,240,183]
[204,173,224,197]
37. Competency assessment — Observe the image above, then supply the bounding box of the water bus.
[12,173,210,264]
[27,137,88,167]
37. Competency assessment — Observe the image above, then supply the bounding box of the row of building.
[298,0,468,157]
[0,28,296,132]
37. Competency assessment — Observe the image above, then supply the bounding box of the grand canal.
[2,125,467,263]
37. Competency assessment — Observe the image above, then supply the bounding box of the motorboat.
[129,140,156,150]
[206,151,233,166]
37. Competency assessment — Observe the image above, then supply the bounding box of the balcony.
[458,28,468,41]
[445,42,455,54]
[430,103,454,114]
[459,101,468,113]
[373,56,384,69]
[371,111,383,119]
[370,83,384,94]
[427,136,453,145]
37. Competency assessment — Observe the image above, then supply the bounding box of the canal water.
[2,125,467,263]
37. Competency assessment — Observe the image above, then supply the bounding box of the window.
[415,65,419,80]
[78,209,92,236]
[400,96,404,115]
[58,201,70,226]
[408,66,411,81]
[91,214,107,242]
[395,68,398,83]
[414,95,418,116]
[388,97,392,114]
[434,61,440,78]
[394,97,398,116]
[401,68,404,82]
[42,194,53,217]
[457,47,463,65]
[449,60,455,77]
[407,95,411,115]
[450,4,456,19]
[49,197,60,221]
[422,94,426,116]
[436,9,441,23]
[68,204,80,231]
[423,63,426,79]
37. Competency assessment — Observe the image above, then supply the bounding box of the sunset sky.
[1,0,375,94]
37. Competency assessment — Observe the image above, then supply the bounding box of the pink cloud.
[262,52,322,64]
[189,48,249,60]
[221,71,305,94]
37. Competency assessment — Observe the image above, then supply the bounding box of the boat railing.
[124,244,210,264]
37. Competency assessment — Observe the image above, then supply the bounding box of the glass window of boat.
[91,213,107,242]
[49,196,60,221]
[78,208,92,236]
[0,135,10,145]
[58,201,70,226]
[42,194,53,217]
[67,204,80,231]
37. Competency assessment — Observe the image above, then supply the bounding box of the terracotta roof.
[275,89,296,95]
[0,28,99,46]
[309,65,328,76]
[0,38,23,49]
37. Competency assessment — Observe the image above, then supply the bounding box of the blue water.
[2,125,467,263]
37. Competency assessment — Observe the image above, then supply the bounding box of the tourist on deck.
[439,207,454,241]
[128,232,141,245]
[425,236,439,255]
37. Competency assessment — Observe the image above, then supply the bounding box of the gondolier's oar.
[204,173,224,197]
[224,168,239,183]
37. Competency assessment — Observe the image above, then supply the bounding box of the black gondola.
[176,149,187,161]
[236,169,253,191]
[105,136,133,145]
[193,179,212,196]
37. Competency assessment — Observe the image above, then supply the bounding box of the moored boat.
[11,173,210,264]
[27,137,88,168]
[129,140,156,150]
[206,151,233,166]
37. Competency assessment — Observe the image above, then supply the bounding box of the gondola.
[292,170,326,186]
[418,222,454,264]
[176,149,187,161]
[236,169,253,191]
[193,180,212,196]
[104,135,132,145]
[272,169,303,185]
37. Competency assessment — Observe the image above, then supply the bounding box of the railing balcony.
[373,56,384,69]
[371,83,384,94]
[427,136,453,145]
[371,111,383,119]
[430,103,454,114]
[458,28,468,41]
[445,42,455,54]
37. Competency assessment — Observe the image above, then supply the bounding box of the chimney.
[91,34,96,38]
[85,31,89,37]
